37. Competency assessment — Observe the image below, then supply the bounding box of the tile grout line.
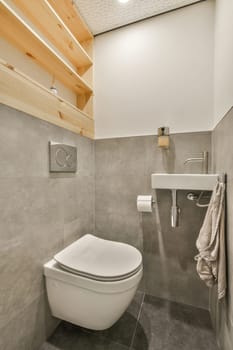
[129,292,146,350]
[137,292,146,321]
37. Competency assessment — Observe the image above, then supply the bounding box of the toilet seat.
[54,234,142,282]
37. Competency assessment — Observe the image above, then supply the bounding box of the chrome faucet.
[184,151,208,174]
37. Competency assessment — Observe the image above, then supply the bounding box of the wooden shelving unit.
[12,0,93,72]
[0,60,94,138]
[47,0,93,46]
[0,0,94,137]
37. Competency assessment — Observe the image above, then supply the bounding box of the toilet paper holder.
[137,195,156,212]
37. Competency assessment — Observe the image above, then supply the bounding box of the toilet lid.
[54,234,142,281]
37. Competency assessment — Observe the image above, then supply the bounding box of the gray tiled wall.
[95,133,211,308]
[211,107,233,350]
[0,105,95,350]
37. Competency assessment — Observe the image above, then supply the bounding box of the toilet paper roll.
[137,195,153,212]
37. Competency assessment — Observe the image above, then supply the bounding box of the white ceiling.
[74,0,204,35]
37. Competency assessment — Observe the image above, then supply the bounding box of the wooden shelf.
[0,60,94,139]
[47,0,93,45]
[0,1,93,95]
[12,0,93,71]
[0,0,94,130]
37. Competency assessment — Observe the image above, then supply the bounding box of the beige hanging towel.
[195,181,226,299]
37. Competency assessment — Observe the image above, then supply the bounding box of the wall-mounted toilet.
[44,234,143,330]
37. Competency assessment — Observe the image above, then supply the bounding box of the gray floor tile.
[131,295,219,350]
[43,322,129,350]
[40,294,218,350]
[86,311,136,347]
[40,342,59,350]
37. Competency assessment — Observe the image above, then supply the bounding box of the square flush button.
[49,142,77,173]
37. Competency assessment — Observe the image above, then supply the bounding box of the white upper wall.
[94,0,215,139]
[214,0,233,127]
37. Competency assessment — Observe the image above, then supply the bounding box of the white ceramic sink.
[151,173,219,191]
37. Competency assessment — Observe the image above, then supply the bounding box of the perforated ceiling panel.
[74,0,204,35]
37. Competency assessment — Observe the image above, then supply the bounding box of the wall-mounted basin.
[151,173,219,191]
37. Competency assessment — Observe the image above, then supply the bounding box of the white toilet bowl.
[44,234,143,330]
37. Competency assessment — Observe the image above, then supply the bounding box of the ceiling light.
[118,0,130,3]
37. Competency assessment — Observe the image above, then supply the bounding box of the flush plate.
[49,142,77,173]
[151,173,219,191]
